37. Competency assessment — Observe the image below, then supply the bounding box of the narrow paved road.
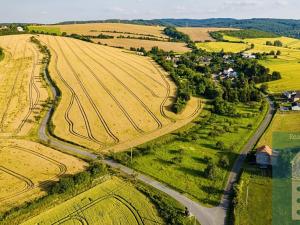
[39,56,275,225]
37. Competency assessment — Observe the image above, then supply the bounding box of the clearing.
[38,35,201,153]
[22,177,164,225]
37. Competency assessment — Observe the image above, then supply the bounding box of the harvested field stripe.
[0,166,34,201]
[62,38,146,134]
[76,40,163,98]
[91,44,166,89]
[53,37,119,144]
[68,40,163,131]
[16,43,41,134]
[0,42,27,131]
[44,37,105,145]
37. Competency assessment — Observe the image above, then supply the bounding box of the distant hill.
[57,18,300,39]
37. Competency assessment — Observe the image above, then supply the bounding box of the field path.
[38,36,274,225]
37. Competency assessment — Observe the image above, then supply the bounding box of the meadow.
[178,27,237,42]
[28,26,61,35]
[95,37,190,52]
[234,164,272,225]
[38,35,201,153]
[257,112,300,147]
[22,177,164,225]
[118,102,268,207]
[196,41,249,53]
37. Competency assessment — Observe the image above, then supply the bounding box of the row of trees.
[266,40,283,47]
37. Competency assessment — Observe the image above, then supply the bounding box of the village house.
[256,145,278,168]
[242,53,256,59]
[17,26,24,32]
[292,92,300,103]
[223,68,238,78]
[292,102,300,111]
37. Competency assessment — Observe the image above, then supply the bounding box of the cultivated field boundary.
[35,35,275,225]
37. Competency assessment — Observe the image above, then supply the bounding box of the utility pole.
[246,186,249,205]
[130,148,133,164]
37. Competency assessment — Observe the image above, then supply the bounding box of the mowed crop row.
[94,37,191,53]
[0,35,87,213]
[22,177,164,225]
[0,35,48,136]
[38,35,201,152]
[0,139,87,212]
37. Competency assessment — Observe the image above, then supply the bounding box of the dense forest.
[56,18,300,39]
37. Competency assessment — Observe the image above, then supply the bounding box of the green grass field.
[257,112,300,147]
[22,177,164,225]
[28,26,61,35]
[234,164,272,225]
[119,103,267,207]
[222,35,300,93]
[196,41,249,53]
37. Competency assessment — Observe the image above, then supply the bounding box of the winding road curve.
[38,40,275,225]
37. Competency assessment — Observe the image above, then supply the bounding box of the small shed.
[256,145,278,168]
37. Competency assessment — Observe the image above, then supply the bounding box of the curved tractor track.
[68,39,165,133]
[53,37,120,144]
[44,38,104,146]
[16,44,41,134]
[0,43,27,132]
[0,145,67,202]
[65,38,163,131]
[62,38,146,135]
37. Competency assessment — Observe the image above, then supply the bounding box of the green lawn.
[115,102,268,207]
[234,164,272,225]
[28,26,61,35]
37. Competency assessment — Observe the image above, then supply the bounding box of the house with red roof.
[256,145,278,168]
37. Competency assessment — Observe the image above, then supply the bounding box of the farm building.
[242,53,256,59]
[283,91,300,102]
[292,103,300,111]
[17,26,24,32]
[292,92,300,103]
[256,145,278,168]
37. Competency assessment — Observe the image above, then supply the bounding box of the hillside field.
[38,35,201,153]
[95,37,190,52]
[178,27,237,42]
[0,139,87,213]
[117,102,268,206]
[257,112,300,147]
[196,41,249,53]
[223,35,300,92]
[0,35,49,137]
[22,177,164,225]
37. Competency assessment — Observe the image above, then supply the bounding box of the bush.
[219,155,230,168]
[216,141,226,151]
[204,161,217,179]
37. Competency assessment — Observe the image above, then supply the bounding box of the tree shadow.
[177,166,205,177]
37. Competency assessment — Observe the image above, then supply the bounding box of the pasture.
[22,177,164,225]
[257,112,300,147]
[122,103,267,206]
[38,35,201,153]
[196,41,249,53]
[28,26,61,35]
[178,27,237,42]
[95,37,190,52]
[0,35,49,137]
[0,138,87,213]
[234,164,272,225]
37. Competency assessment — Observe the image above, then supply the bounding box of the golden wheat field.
[52,23,168,39]
[94,38,190,52]
[0,35,49,137]
[0,138,87,212]
[37,35,201,153]
[0,35,87,213]
[178,27,237,42]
